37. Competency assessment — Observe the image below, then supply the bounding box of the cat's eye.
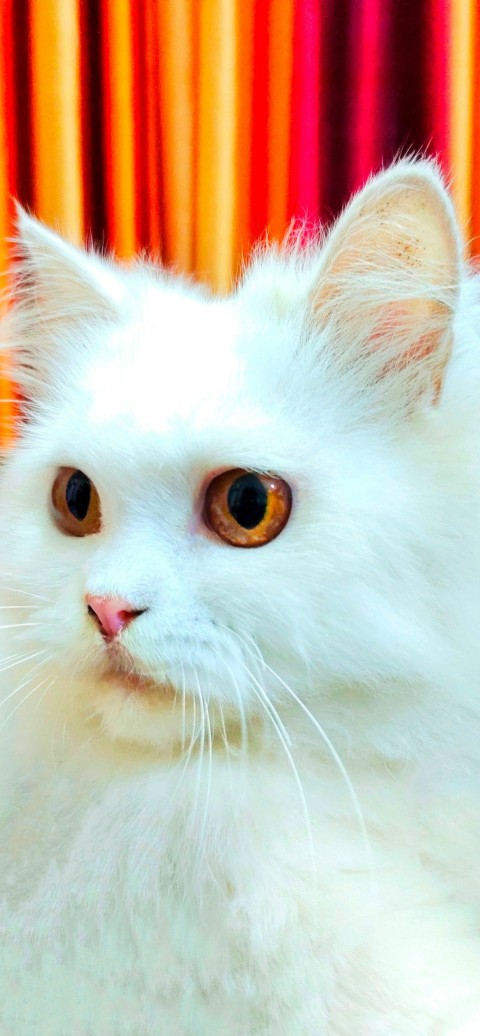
[51,468,102,537]
[204,469,292,547]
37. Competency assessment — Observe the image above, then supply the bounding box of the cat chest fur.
[1,753,478,1036]
[0,758,346,1036]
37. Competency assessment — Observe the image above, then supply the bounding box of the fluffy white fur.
[0,161,479,1034]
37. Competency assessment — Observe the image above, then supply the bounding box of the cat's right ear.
[2,207,124,399]
[307,161,461,414]
[13,206,123,316]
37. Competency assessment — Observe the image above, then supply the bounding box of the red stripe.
[132,0,149,251]
[288,0,320,227]
[426,0,449,168]
[349,0,390,192]
[249,0,269,243]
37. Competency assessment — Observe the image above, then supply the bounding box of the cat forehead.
[83,287,257,435]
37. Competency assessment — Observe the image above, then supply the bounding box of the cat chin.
[88,679,258,759]
[99,668,177,699]
[96,690,187,754]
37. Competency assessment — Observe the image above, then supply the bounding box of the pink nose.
[86,595,146,640]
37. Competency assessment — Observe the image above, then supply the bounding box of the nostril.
[117,608,146,626]
[87,603,106,637]
[86,596,148,640]
[118,607,148,635]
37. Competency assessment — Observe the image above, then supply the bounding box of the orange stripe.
[268,0,294,239]
[449,0,476,236]
[195,0,238,292]
[157,0,195,272]
[30,0,83,242]
[101,0,136,257]
[0,353,16,448]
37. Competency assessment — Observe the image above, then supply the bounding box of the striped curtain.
[0,0,476,442]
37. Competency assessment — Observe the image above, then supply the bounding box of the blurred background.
[0,0,477,440]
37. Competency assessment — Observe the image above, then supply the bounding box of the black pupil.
[66,470,91,521]
[227,474,268,529]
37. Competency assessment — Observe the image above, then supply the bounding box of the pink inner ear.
[367,301,450,404]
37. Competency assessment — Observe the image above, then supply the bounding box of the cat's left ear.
[311,161,462,408]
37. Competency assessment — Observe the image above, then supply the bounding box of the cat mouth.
[101,667,176,698]
[101,649,176,698]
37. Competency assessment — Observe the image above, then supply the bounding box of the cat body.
[0,162,480,1033]
[1,751,479,1036]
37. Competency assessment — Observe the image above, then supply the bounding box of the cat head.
[0,161,466,766]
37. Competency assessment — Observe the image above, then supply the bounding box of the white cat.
[0,160,479,1035]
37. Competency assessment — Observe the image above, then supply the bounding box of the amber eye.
[51,468,102,537]
[204,468,292,548]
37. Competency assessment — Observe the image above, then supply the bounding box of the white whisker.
[33,673,57,718]
[191,673,206,847]
[0,654,53,709]
[0,622,46,631]
[174,679,201,791]
[228,665,249,756]
[260,658,375,880]
[216,622,374,890]
[0,648,49,677]
[242,665,316,878]
[181,665,187,753]
[209,638,249,756]
[198,692,213,874]
[0,586,51,602]
[0,649,35,665]
[218,700,231,758]
[0,673,55,732]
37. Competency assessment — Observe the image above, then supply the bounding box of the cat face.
[0,162,463,760]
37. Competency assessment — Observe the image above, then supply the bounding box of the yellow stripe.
[195,0,238,292]
[449,0,476,234]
